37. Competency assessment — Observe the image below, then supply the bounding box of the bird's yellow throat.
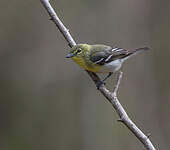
[72,56,101,72]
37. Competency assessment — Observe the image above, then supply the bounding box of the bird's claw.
[96,80,105,89]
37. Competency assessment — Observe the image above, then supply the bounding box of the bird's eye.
[77,48,81,53]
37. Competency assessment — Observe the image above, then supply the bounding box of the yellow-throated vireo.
[66,44,149,88]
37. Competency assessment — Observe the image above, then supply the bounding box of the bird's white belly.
[99,59,122,73]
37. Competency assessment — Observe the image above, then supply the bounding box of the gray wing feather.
[90,45,128,65]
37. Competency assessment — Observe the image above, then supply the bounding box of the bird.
[66,44,149,89]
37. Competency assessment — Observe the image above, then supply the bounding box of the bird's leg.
[96,72,113,89]
[103,72,113,82]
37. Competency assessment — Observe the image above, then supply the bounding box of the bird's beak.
[65,53,76,58]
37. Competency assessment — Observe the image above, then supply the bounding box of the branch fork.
[40,1,156,150]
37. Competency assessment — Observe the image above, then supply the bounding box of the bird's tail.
[129,47,150,53]
[122,47,150,61]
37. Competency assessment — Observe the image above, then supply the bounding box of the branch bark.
[40,0,156,150]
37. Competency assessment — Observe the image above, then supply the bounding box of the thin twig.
[113,71,123,96]
[40,0,156,150]
[40,0,76,47]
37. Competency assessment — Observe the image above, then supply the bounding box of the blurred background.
[0,0,169,149]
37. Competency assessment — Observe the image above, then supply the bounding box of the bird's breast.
[72,57,122,73]
[72,57,101,72]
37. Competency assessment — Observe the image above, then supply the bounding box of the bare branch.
[40,0,76,47]
[40,0,156,150]
[113,71,123,96]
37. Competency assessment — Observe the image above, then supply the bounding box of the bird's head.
[66,44,90,59]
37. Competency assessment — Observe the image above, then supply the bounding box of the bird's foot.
[96,80,105,90]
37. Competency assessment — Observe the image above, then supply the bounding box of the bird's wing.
[90,45,129,65]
